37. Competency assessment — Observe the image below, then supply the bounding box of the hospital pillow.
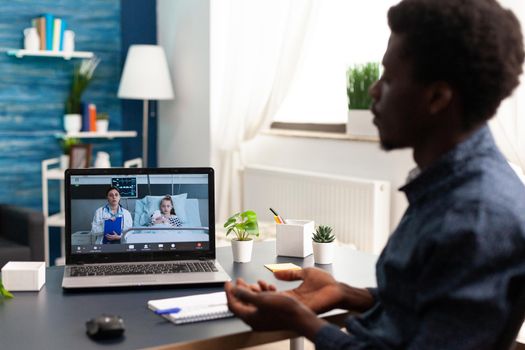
[134,193,188,226]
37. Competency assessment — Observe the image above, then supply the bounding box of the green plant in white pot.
[312,225,335,264]
[224,210,259,263]
[0,281,13,300]
[58,136,80,169]
[346,62,380,137]
[96,112,109,133]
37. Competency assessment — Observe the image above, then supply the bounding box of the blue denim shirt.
[315,125,525,349]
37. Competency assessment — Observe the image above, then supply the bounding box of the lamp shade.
[118,45,174,100]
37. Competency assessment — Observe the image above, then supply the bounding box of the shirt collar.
[104,204,123,216]
[400,124,496,204]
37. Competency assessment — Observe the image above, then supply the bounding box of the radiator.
[243,165,390,253]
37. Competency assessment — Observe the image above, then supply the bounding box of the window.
[272,1,396,128]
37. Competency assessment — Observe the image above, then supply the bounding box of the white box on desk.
[276,220,314,258]
[1,261,45,291]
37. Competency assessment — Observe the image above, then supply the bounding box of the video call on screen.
[69,174,210,254]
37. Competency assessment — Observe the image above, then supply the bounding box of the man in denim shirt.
[225,0,525,348]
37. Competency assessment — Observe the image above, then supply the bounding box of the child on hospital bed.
[149,195,183,227]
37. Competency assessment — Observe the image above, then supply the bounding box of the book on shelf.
[59,19,66,51]
[82,102,90,132]
[36,16,46,50]
[31,14,67,52]
[89,104,97,132]
[43,13,54,51]
[52,18,61,51]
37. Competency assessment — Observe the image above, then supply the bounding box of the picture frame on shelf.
[69,144,92,169]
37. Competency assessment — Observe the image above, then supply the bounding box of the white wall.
[242,135,415,230]
[157,0,211,167]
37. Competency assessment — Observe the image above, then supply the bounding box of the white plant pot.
[96,119,109,133]
[60,155,70,169]
[347,109,378,137]
[231,239,254,263]
[94,151,111,168]
[312,241,334,264]
[64,114,82,134]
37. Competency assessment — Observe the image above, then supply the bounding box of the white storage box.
[276,220,314,258]
[1,261,45,291]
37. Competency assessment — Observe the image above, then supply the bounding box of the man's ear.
[427,81,453,115]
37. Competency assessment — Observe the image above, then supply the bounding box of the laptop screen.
[65,168,215,264]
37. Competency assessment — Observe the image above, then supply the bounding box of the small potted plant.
[312,225,335,264]
[0,281,13,300]
[96,112,109,133]
[58,136,80,169]
[64,57,100,134]
[346,62,380,137]
[224,210,259,263]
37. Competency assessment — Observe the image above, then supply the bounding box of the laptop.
[62,167,231,289]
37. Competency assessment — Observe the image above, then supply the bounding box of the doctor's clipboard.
[104,217,123,235]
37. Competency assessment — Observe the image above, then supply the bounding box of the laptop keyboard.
[69,261,218,276]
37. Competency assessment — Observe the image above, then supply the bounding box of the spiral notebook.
[148,291,234,325]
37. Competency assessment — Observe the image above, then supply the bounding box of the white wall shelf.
[6,49,94,60]
[56,131,138,139]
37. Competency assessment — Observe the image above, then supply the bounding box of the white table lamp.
[118,45,174,167]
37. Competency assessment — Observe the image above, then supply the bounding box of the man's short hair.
[388,0,524,129]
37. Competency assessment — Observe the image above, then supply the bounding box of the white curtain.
[211,0,317,221]
[490,0,525,179]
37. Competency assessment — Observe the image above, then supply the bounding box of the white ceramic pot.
[94,151,111,168]
[347,109,378,137]
[312,241,334,264]
[96,119,109,133]
[64,114,82,134]
[60,155,70,169]
[63,30,75,52]
[24,27,40,51]
[231,239,253,263]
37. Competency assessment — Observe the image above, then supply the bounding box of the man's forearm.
[337,283,375,312]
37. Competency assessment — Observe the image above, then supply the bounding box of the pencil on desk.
[269,208,286,224]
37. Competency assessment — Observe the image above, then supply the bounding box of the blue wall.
[121,0,158,167]
[0,0,126,211]
[0,0,157,264]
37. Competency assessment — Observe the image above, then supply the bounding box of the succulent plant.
[312,225,335,243]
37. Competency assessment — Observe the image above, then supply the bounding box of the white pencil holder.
[276,219,314,258]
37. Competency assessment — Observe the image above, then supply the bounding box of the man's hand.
[275,268,375,313]
[225,281,326,339]
[236,268,375,314]
[274,267,346,314]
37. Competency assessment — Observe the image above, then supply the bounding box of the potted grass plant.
[346,62,380,137]
[312,225,335,264]
[64,57,100,133]
[224,210,259,263]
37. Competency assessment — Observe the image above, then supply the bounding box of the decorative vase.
[64,114,82,134]
[24,27,40,51]
[63,30,75,53]
[347,109,378,137]
[231,239,253,263]
[312,241,334,264]
[94,152,111,168]
[60,155,70,169]
[96,119,109,133]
